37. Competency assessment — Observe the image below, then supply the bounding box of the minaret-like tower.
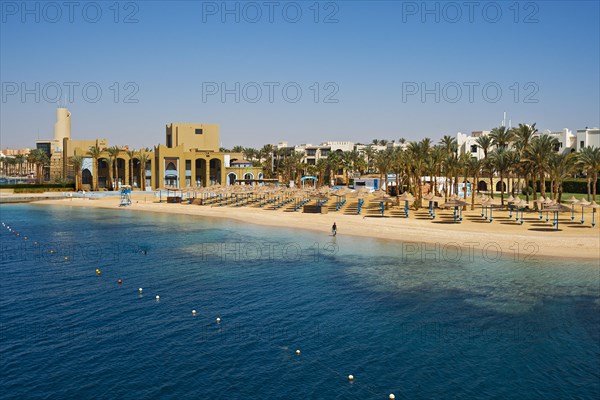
[53,107,71,150]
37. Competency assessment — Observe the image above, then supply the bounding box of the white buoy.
[348,374,354,381]
[192,309,197,315]
[389,394,396,399]
[216,317,221,323]
[295,349,301,355]
[139,288,143,293]
[155,295,160,300]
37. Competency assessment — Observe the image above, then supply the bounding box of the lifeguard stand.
[120,185,132,206]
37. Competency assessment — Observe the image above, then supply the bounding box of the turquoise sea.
[0,204,599,399]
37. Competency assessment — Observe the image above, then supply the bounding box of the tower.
[53,107,71,151]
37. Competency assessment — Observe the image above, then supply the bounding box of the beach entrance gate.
[301,176,318,188]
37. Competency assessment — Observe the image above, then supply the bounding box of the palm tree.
[107,146,121,190]
[406,139,431,205]
[326,151,343,186]
[315,158,328,188]
[577,146,600,201]
[363,145,377,173]
[232,145,245,153]
[390,147,406,203]
[512,123,537,195]
[512,123,537,154]
[548,153,577,201]
[489,148,512,205]
[476,135,493,197]
[243,147,257,162]
[466,157,482,210]
[126,149,136,186]
[14,154,25,175]
[28,149,49,183]
[87,145,102,191]
[524,135,559,206]
[374,148,393,193]
[439,135,457,156]
[489,126,515,150]
[70,155,84,191]
[138,151,150,191]
[260,144,274,178]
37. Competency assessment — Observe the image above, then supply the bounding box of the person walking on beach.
[332,222,337,237]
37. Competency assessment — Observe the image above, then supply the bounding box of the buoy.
[50,250,54,254]
[216,317,221,323]
[295,349,301,355]
[24,236,27,240]
[138,288,143,293]
[96,269,101,276]
[64,256,69,261]
[155,295,160,300]
[117,279,122,284]
[192,309,197,315]
[389,395,395,399]
[348,375,354,381]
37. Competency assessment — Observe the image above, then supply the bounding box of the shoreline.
[13,195,599,262]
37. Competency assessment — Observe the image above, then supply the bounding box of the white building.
[537,129,576,155]
[576,127,600,150]
[457,130,490,160]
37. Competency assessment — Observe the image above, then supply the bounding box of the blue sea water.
[0,204,598,400]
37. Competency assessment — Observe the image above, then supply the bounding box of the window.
[166,134,172,148]
[195,129,203,135]
[580,141,584,148]
[470,145,478,153]
[553,143,560,152]
[185,160,191,170]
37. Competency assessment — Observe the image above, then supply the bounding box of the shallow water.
[1,204,598,399]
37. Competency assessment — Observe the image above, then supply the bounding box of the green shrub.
[522,186,533,196]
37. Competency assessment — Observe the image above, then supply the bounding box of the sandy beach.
[19,193,599,262]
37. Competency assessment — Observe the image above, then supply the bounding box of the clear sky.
[1,0,599,150]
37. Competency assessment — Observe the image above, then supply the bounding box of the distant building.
[539,129,576,154]
[576,127,600,150]
[457,131,490,160]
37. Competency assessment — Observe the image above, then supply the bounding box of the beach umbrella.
[565,196,579,220]
[397,192,415,218]
[575,199,591,224]
[514,199,528,225]
[430,196,443,219]
[479,195,488,217]
[371,190,394,216]
[533,196,547,220]
[482,198,500,222]
[442,197,467,223]
[507,195,516,219]
[587,201,600,227]
[543,203,571,230]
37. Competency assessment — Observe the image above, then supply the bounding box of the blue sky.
[1,0,599,149]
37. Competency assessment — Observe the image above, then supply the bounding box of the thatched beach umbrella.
[371,190,394,216]
[506,195,517,219]
[397,192,415,218]
[514,199,528,225]
[543,202,571,230]
[575,198,591,224]
[586,201,600,227]
[565,195,579,221]
[442,197,467,223]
